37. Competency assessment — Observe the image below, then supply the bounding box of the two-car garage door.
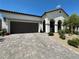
[10,21,38,34]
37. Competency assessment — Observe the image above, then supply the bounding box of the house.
[0,8,68,34]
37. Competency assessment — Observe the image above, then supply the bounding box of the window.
[4,17,6,22]
[59,11,61,13]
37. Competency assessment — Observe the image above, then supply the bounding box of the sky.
[0,0,79,16]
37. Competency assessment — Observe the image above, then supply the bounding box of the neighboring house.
[0,8,68,34]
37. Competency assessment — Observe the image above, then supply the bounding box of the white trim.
[8,18,40,23]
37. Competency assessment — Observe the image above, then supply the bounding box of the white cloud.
[56,5,61,8]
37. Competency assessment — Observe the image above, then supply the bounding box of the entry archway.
[50,19,55,32]
[43,20,45,32]
[58,20,62,31]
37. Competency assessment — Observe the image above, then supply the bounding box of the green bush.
[5,33,10,35]
[1,29,7,36]
[74,31,79,35]
[58,30,65,39]
[48,32,54,36]
[65,29,71,34]
[68,38,79,48]
[58,30,65,35]
[60,35,65,39]
[0,31,3,36]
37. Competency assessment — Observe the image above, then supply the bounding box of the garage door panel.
[10,21,38,34]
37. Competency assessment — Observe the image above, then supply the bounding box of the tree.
[64,13,79,34]
[76,16,79,31]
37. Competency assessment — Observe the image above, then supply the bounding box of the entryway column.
[61,25,64,30]
[78,27,79,32]
[6,19,10,33]
[46,24,50,33]
[38,22,43,33]
[55,21,58,32]
[75,27,77,32]
[45,18,50,33]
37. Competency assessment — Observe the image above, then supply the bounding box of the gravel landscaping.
[0,33,79,59]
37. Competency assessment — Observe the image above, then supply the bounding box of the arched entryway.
[43,20,45,32]
[50,20,55,32]
[58,20,62,31]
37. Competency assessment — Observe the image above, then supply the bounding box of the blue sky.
[0,0,79,16]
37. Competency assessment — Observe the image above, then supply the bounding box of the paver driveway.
[0,33,79,59]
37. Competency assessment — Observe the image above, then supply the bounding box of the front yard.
[50,33,79,54]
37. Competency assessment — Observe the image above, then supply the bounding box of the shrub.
[74,31,79,35]
[1,29,7,36]
[58,30,65,35]
[68,38,79,48]
[48,32,54,36]
[5,33,10,35]
[58,30,65,39]
[0,31,3,36]
[65,29,71,34]
[60,35,65,39]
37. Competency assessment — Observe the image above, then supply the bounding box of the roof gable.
[42,8,69,17]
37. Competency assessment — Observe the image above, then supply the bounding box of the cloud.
[56,5,61,8]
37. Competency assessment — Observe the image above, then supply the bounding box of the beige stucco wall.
[0,12,42,33]
[42,10,68,33]
[0,9,68,33]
